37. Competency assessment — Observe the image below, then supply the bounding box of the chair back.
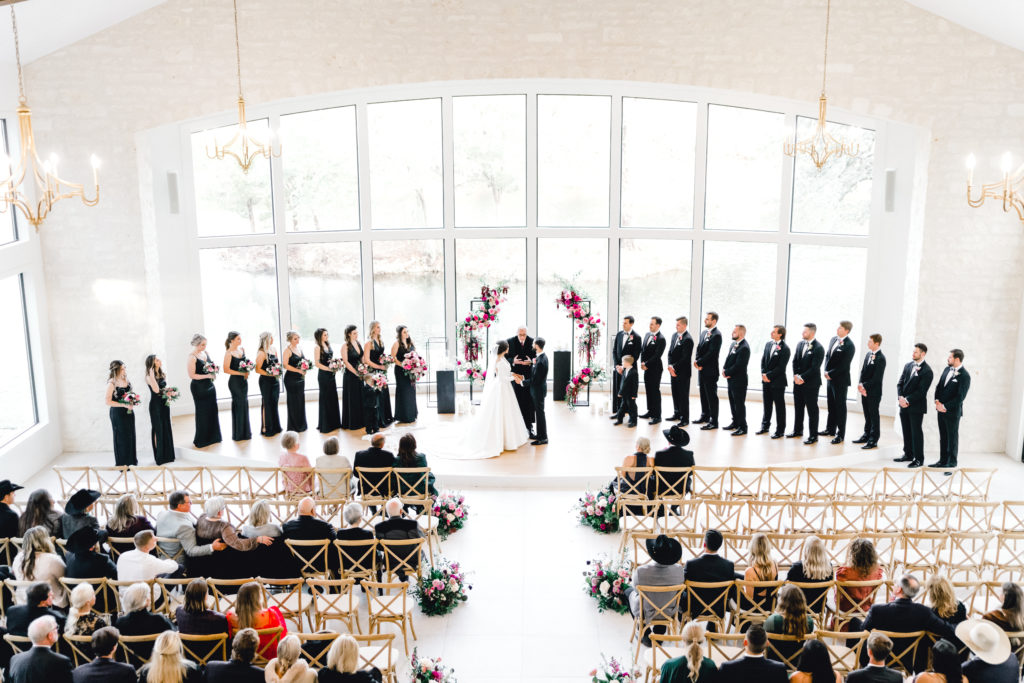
[873,629,928,675]
[260,577,311,631]
[814,629,869,673]
[704,631,745,667]
[59,576,117,616]
[653,467,691,500]
[2,633,32,655]
[252,626,284,665]
[306,578,359,633]
[765,632,812,671]
[732,579,784,631]
[355,467,393,502]
[334,538,378,583]
[179,632,228,665]
[296,631,341,669]
[351,633,396,680]
[284,538,332,579]
[684,580,735,632]
[315,468,352,500]
[208,578,255,613]
[62,633,95,666]
[379,537,425,581]
[119,633,160,668]
[832,579,887,630]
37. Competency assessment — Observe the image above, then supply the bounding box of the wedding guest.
[653,425,694,496]
[715,624,788,683]
[283,498,337,543]
[113,582,174,638]
[7,615,72,683]
[116,530,180,584]
[374,498,424,580]
[196,497,273,578]
[6,582,65,635]
[318,633,382,682]
[764,584,814,665]
[279,431,314,495]
[982,582,1024,637]
[137,631,202,683]
[618,436,651,500]
[0,479,24,538]
[624,534,685,647]
[957,618,1020,683]
[362,372,381,435]
[740,533,778,606]
[395,433,437,498]
[790,639,841,683]
[353,434,395,499]
[64,583,107,637]
[60,489,102,540]
[254,331,283,437]
[314,327,342,433]
[174,578,228,635]
[316,437,352,499]
[834,538,883,630]
[391,325,418,424]
[13,526,66,607]
[105,493,154,555]
[265,635,315,683]
[227,581,288,658]
[656,620,717,683]
[283,331,309,433]
[205,628,264,683]
[17,488,59,536]
[71,627,137,683]
[240,500,283,539]
[612,355,639,427]
[912,639,963,683]
[846,632,901,683]
[926,575,967,632]
[64,527,117,581]
[144,354,175,464]
[155,491,226,561]
[337,502,372,541]
[104,360,137,466]
[785,535,833,613]
[223,331,252,441]
[682,530,737,626]
[340,325,365,430]
[364,321,394,428]
[860,574,957,672]
[187,334,221,448]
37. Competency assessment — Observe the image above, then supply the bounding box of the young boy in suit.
[362,375,380,435]
[614,355,639,427]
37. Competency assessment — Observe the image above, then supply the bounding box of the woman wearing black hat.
[60,489,103,540]
[104,360,138,466]
[654,425,695,495]
[0,480,24,538]
[64,526,117,581]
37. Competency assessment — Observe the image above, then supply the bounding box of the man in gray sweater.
[155,491,225,560]
[625,534,685,647]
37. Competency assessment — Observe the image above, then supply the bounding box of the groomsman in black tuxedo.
[722,324,751,435]
[639,317,667,425]
[789,323,824,445]
[667,316,694,424]
[821,320,856,444]
[931,348,970,470]
[530,338,549,445]
[507,327,536,436]
[613,355,639,427]
[610,315,642,417]
[758,325,790,439]
[853,333,886,450]
[894,343,934,468]
[693,311,723,430]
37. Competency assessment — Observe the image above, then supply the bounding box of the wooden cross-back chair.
[620,500,660,553]
[917,467,956,501]
[842,468,880,501]
[767,533,809,570]
[720,533,751,571]
[684,580,734,634]
[1000,502,1024,533]
[315,468,352,501]
[765,632,813,671]
[830,501,874,534]
[119,633,160,668]
[874,629,930,676]
[906,501,954,533]
[62,634,95,667]
[954,502,999,535]
[364,581,416,655]
[689,467,727,501]
[334,538,378,585]
[614,466,653,513]
[789,501,831,534]
[284,538,333,580]
[732,579,785,632]
[763,467,805,501]
[208,577,254,614]
[252,626,285,665]
[803,468,846,501]
[899,532,949,577]
[54,467,94,501]
[154,576,193,618]
[877,468,921,502]
[945,532,993,580]
[787,579,834,628]
[279,467,316,499]
[832,579,887,631]
[307,578,360,633]
[994,532,1024,580]
[351,632,397,683]
[644,633,688,683]
[92,467,131,498]
[130,466,172,501]
[630,583,685,664]
[725,467,764,500]
[702,499,747,535]
[180,633,228,666]
[296,631,341,669]
[954,468,996,502]
[379,538,425,582]
[59,576,118,616]
[355,467,393,505]
[393,467,438,563]
[704,632,745,668]
[205,467,246,499]
[870,501,911,533]
[658,499,701,535]
[815,629,869,674]
[653,467,691,501]
[245,467,282,499]
[261,576,314,632]
[747,500,791,535]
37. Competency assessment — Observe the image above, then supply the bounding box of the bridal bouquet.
[238,358,255,373]
[328,358,343,372]
[583,554,632,614]
[401,351,428,382]
[412,558,471,616]
[565,366,605,410]
[410,649,458,683]
[118,391,142,413]
[589,656,641,683]
[575,483,619,533]
[432,491,468,540]
[297,358,311,372]
[160,386,180,406]
[202,361,219,378]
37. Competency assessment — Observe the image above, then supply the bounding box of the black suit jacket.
[506,335,535,379]
[858,350,886,399]
[860,597,957,672]
[205,659,266,683]
[9,647,73,683]
[897,361,934,414]
[722,339,750,384]
[613,329,643,366]
[72,657,137,683]
[282,515,337,541]
[694,328,723,378]
[640,331,666,371]
[113,609,174,637]
[824,335,856,386]
[6,605,66,636]
[845,665,904,683]
[792,339,824,388]
[65,550,118,580]
[653,446,695,495]
[374,517,422,541]
[0,503,19,539]
[760,340,790,387]
[934,366,970,416]
[353,447,395,495]
[683,553,736,584]
[668,331,693,376]
[530,354,548,403]
[716,655,788,683]
[619,366,639,398]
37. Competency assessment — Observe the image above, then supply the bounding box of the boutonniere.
[951,378,958,383]
[772,344,780,353]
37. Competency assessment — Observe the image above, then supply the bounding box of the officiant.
[507,327,536,436]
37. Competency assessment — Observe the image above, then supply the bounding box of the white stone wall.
[20,0,1024,454]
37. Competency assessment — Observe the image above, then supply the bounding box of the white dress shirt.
[116,548,178,585]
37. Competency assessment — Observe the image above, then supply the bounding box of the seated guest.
[64,527,117,580]
[740,532,778,612]
[764,584,814,664]
[6,582,66,636]
[71,626,137,683]
[927,575,967,633]
[682,529,737,627]
[653,425,694,496]
[319,633,383,682]
[155,490,226,560]
[283,497,338,542]
[912,638,963,683]
[104,493,154,555]
[266,635,315,683]
[196,496,274,553]
[957,618,1019,683]
[174,577,228,635]
[7,615,73,683]
[240,500,283,539]
[279,431,314,496]
[624,534,685,647]
[13,526,67,607]
[60,489,103,540]
[395,433,438,498]
[655,620,717,683]
[716,624,788,683]
[138,631,202,683]
[0,479,24,538]
[117,530,181,587]
[206,628,265,683]
[617,436,652,497]
[18,488,61,536]
[226,581,288,659]
[846,631,902,683]
[64,583,108,637]
[982,581,1024,636]
[374,497,423,580]
[835,538,883,630]
[113,582,174,637]
[790,639,841,683]
[353,434,395,499]
[860,574,957,673]
[316,437,352,499]
[785,535,833,613]
[337,502,373,541]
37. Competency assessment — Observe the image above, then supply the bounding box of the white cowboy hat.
[955,618,1011,665]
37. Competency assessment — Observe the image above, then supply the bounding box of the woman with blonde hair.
[138,630,202,683]
[282,330,308,433]
[741,533,778,604]
[104,359,138,466]
[655,621,717,682]
[363,320,394,428]
[187,333,222,448]
[265,634,315,683]
[617,436,652,501]
[12,525,66,607]
[318,633,381,682]
[240,499,283,539]
[105,492,154,555]
[226,581,287,659]
[254,331,283,437]
[65,582,108,636]
[786,535,834,614]
[927,575,967,631]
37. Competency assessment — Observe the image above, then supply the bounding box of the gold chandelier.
[784,0,860,169]
[0,5,100,231]
[206,0,280,173]
[966,153,1024,223]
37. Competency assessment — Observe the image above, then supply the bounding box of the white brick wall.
[18,0,1024,453]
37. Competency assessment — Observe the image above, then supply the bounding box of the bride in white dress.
[456,340,530,459]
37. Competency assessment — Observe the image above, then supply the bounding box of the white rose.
[446,513,455,522]
[600,581,611,595]
[586,505,595,514]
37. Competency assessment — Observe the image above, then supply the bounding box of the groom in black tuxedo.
[530,338,549,445]
[639,316,667,425]
[667,316,693,424]
[507,327,536,436]
[610,315,642,415]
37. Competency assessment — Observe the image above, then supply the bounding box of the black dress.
[317,345,342,433]
[284,349,308,432]
[149,377,174,465]
[228,355,252,441]
[369,339,394,426]
[191,355,222,448]
[394,344,418,423]
[340,342,365,430]
[110,383,138,466]
[259,353,283,437]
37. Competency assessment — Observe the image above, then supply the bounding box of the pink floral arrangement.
[378,353,396,369]
[555,279,605,365]
[367,372,388,391]
[410,649,458,683]
[574,482,618,533]
[328,358,343,372]
[431,491,468,540]
[565,366,605,411]
[267,361,283,377]
[412,558,470,616]
[118,391,142,412]
[202,361,219,377]
[583,554,633,614]
[401,351,428,382]
[160,386,180,407]
[590,655,641,682]
[297,358,311,372]
[238,358,255,373]
[455,360,486,387]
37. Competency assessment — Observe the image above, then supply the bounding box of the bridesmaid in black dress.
[254,331,283,437]
[313,328,342,433]
[283,330,309,432]
[340,324,365,431]
[391,325,418,424]
[363,321,394,427]
[105,360,138,466]
[188,334,222,448]
[223,331,252,441]
[144,354,174,465]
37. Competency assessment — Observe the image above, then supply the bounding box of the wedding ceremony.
[1,0,1024,681]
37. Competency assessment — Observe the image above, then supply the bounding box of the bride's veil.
[481,344,500,394]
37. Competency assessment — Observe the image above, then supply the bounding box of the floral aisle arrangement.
[574,483,619,533]
[412,558,471,616]
[410,649,458,683]
[583,554,632,614]
[160,386,180,406]
[401,351,429,382]
[565,366,606,412]
[431,491,468,540]
[589,655,642,682]
[118,391,142,413]
[456,283,507,388]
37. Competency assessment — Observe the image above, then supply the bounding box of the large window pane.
[191,121,274,237]
[791,118,876,235]
[198,246,280,396]
[537,238,608,363]
[1,120,16,245]
[372,240,446,348]
[537,95,610,227]
[280,107,359,232]
[0,274,36,447]
[455,238,527,348]
[368,99,442,229]
[287,243,363,345]
[702,241,779,386]
[621,98,697,228]
[705,105,785,232]
[453,95,526,227]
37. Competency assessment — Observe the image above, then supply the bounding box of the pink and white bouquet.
[266,361,283,377]
[590,655,642,683]
[367,372,388,392]
[297,358,311,372]
[565,366,605,411]
[410,649,458,683]
[328,358,343,372]
[378,353,396,369]
[160,386,180,407]
[202,361,219,378]
[412,558,471,616]
[583,554,633,614]
[118,391,142,413]
[401,351,428,382]
[455,360,486,386]
[574,482,619,533]
[238,358,255,373]
[431,491,468,540]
